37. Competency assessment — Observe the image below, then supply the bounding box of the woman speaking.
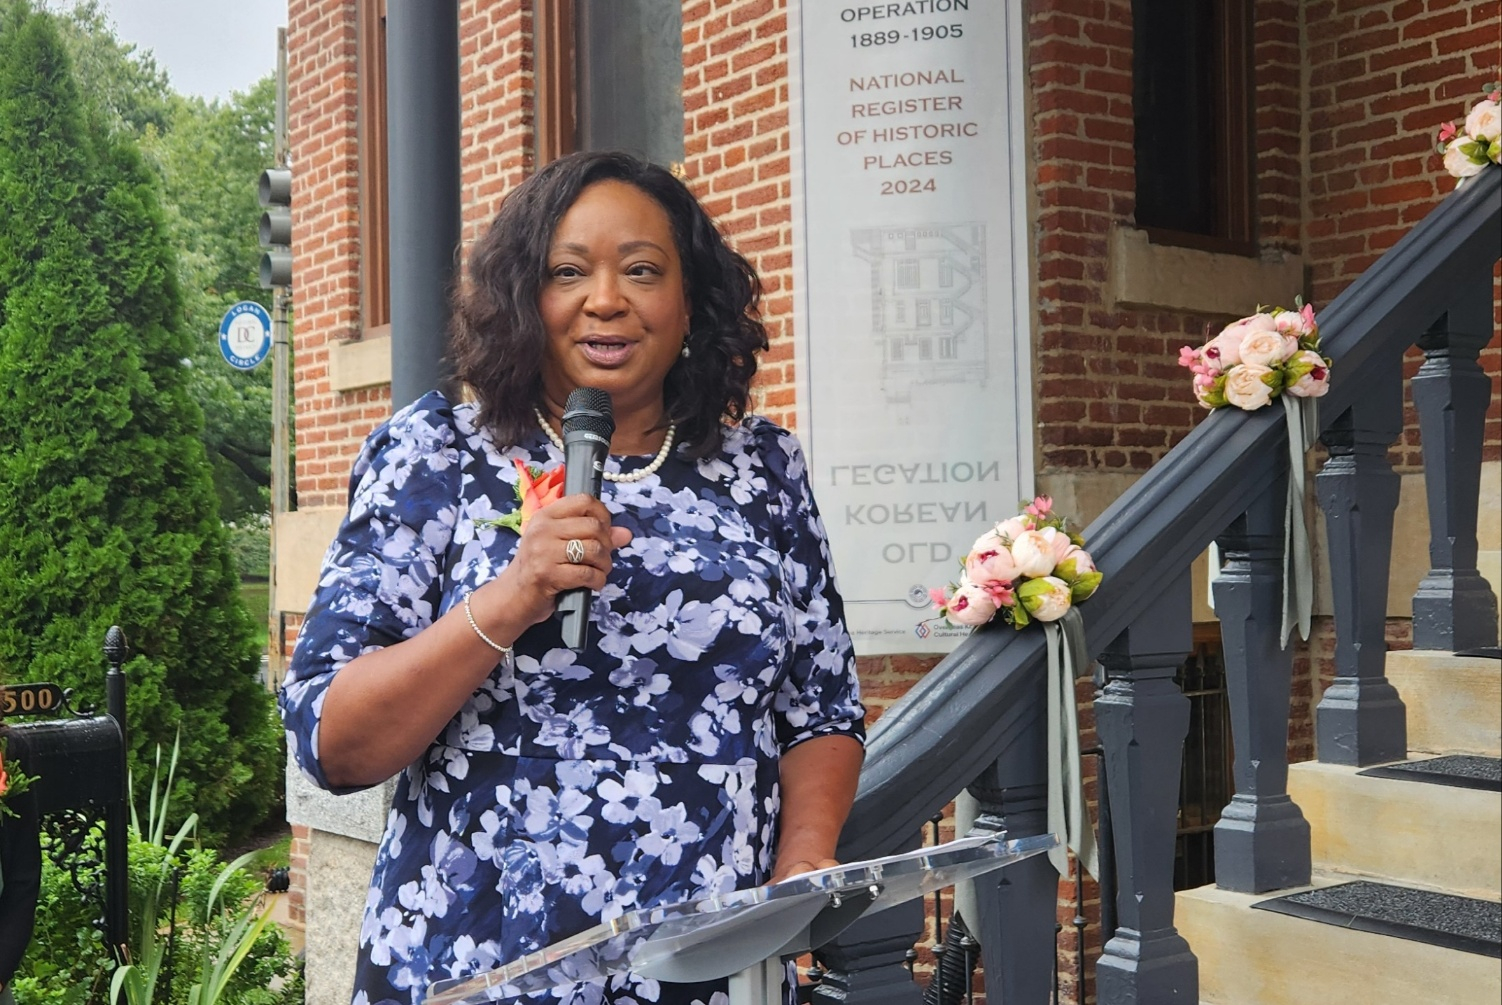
[279,151,865,1005]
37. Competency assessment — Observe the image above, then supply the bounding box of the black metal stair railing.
[814,165,1501,1004]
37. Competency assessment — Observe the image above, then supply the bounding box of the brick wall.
[1030,0,1307,474]
[280,0,1498,1001]
[287,0,375,510]
[1305,0,1502,469]
[682,0,798,424]
[1028,1,1497,998]
[285,3,1501,600]
[287,0,536,512]
[288,822,311,926]
[458,0,535,243]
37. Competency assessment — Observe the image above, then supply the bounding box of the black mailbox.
[12,716,125,816]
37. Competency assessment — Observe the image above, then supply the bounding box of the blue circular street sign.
[219,301,273,370]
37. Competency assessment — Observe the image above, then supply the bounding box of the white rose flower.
[1465,98,1501,143]
[1011,528,1060,579]
[1444,137,1486,178]
[993,516,1029,542]
[944,579,998,627]
[1055,545,1096,582]
[1017,576,1073,622]
[965,530,1019,587]
[1285,350,1331,398]
[1273,305,1316,339]
[1223,364,1275,410]
[1206,313,1276,368]
[1239,329,1299,367]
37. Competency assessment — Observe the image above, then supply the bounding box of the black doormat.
[1253,881,1501,958]
[1357,755,1502,792]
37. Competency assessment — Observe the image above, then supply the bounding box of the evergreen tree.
[43,0,278,520]
[143,80,278,522]
[0,3,280,843]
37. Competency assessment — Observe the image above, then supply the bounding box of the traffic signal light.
[258,167,292,288]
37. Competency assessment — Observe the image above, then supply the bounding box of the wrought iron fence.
[1173,635,1234,891]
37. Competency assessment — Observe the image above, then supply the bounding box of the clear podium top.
[425,831,1055,1005]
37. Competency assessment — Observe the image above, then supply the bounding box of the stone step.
[1178,878,1501,1005]
[1385,650,1500,758]
[1286,760,1501,901]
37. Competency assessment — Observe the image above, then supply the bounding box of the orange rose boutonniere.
[479,459,566,535]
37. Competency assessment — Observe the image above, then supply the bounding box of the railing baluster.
[1212,477,1312,892]
[813,840,925,1004]
[961,675,1055,1004]
[1316,356,1407,765]
[1094,571,1199,1002]
[1411,271,1500,651]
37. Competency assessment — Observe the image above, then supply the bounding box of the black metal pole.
[102,626,131,960]
[386,0,461,412]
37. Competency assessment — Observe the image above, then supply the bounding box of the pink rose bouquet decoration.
[1437,85,1501,180]
[929,496,1103,630]
[1178,299,1330,411]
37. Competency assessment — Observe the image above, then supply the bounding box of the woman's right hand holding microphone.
[469,494,633,638]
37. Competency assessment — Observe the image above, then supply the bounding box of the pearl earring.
[680,343,691,359]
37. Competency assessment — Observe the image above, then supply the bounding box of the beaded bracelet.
[463,592,513,657]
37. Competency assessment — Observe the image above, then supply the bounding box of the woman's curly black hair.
[452,150,769,459]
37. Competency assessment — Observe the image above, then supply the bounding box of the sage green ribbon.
[1281,394,1318,645]
[1045,606,1099,880]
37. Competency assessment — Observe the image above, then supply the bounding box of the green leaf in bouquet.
[1016,578,1052,599]
[1284,357,1316,383]
[1260,368,1287,392]
[1010,604,1031,629]
[1071,571,1103,602]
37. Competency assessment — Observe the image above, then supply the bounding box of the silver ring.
[565,539,587,565]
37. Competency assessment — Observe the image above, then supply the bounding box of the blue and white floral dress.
[280,392,865,1005]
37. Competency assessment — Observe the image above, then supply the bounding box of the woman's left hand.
[768,734,864,885]
[769,856,841,884]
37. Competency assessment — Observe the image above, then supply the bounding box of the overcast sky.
[93,0,287,101]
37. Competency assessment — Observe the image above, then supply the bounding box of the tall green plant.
[113,741,294,1005]
[14,741,300,1005]
[112,742,199,1005]
[42,0,278,522]
[178,857,277,1005]
[0,3,280,844]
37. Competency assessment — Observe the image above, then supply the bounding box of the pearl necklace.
[534,408,677,484]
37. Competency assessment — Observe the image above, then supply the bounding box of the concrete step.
[1386,650,1500,758]
[1178,878,1502,1005]
[1286,760,1501,900]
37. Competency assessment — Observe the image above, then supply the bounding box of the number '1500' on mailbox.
[2,682,64,716]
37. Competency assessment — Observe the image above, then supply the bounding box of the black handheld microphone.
[556,386,614,651]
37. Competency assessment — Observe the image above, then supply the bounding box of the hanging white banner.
[789,0,1034,655]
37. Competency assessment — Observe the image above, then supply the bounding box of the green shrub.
[14,829,304,1005]
[12,744,302,1005]
[224,516,271,581]
[0,3,281,844]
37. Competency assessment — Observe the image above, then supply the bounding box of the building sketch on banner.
[853,223,988,403]
[790,0,1034,655]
